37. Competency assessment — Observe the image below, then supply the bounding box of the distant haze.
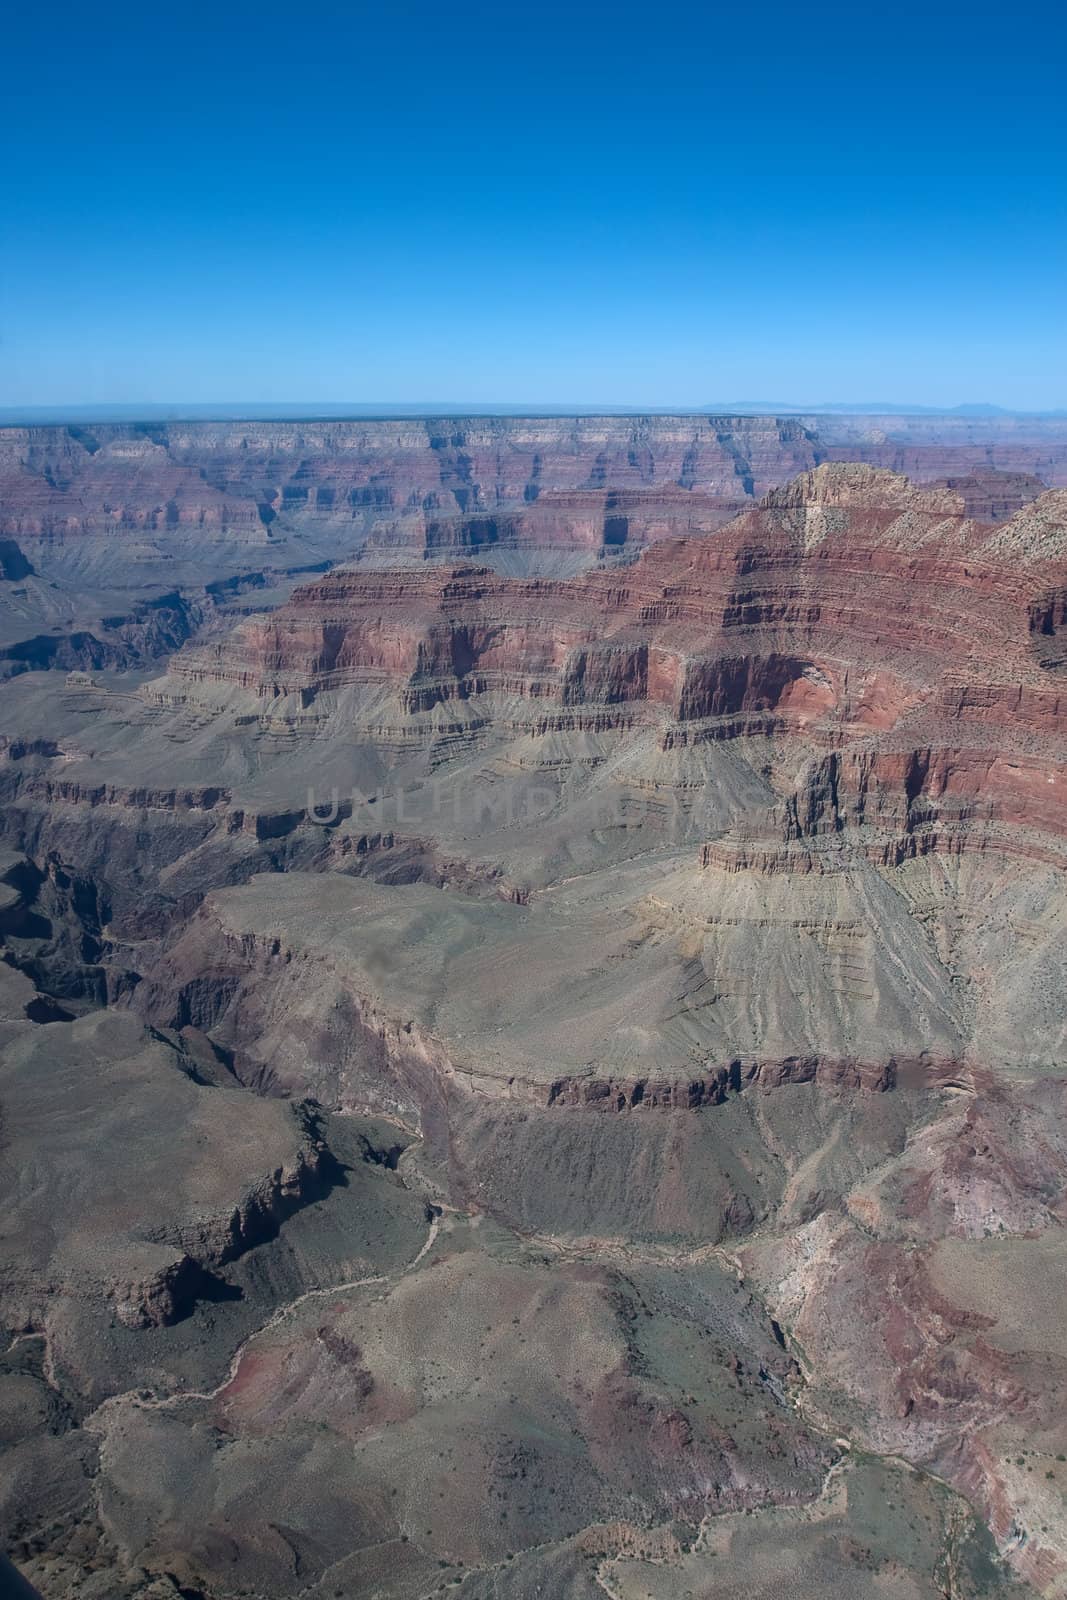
[3,401,1067,426]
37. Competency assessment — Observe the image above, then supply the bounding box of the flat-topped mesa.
[130,868,978,1118]
[153,468,1067,729]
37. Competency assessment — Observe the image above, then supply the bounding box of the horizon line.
[3,400,1067,427]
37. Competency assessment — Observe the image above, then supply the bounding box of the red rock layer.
[362,486,751,559]
[0,416,821,542]
[160,466,1067,867]
[545,1053,969,1111]
[169,466,1066,700]
[4,414,1067,548]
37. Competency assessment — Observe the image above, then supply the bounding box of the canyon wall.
[3,411,1065,681]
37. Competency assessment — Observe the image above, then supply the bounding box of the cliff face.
[0,416,819,540]
[151,465,1067,866]
[359,484,753,562]
[2,413,1063,685]
[4,414,1063,550]
[0,1001,338,1333]
[1,460,1059,977]
[164,463,1063,689]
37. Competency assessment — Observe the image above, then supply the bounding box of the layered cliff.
[160,465,1064,692]
[2,412,1063,687]
[147,465,1067,865]
[3,415,1062,562]
[0,416,825,545]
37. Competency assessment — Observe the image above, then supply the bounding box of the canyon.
[1,416,1066,1600]
[3,411,1067,681]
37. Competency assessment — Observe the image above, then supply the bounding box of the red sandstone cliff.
[148,465,1067,873]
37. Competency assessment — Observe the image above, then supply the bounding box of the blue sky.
[3,0,1065,409]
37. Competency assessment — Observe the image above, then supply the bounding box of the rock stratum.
[2,410,1065,679]
[1,445,1066,1600]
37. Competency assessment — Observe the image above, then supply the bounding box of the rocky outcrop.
[0,1004,343,1332]
[544,1054,972,1109]
[928,471,1047,521]
[0,591,203,678]
[119,1103,338,1328]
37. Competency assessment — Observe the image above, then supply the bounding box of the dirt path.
[83,1207,443,1431]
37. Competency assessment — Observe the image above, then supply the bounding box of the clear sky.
[3,0,1065,410]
